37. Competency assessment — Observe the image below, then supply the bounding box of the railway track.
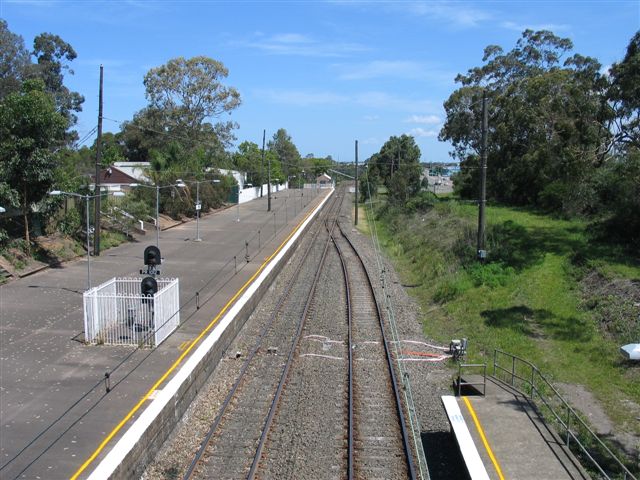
[332,217,416,480]
[183,185,417,479]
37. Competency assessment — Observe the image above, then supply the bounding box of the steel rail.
[336,219,418,480]
[331,225,354,479]
[246,189,345,479]
[183,190,342,480]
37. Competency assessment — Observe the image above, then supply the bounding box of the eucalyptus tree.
[0,79,67,254]
[440,29,611,213]
[0,20,30,99]
[268,128,301,178]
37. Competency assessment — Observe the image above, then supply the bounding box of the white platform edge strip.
[88,189,334,479]
[441,395,491,480]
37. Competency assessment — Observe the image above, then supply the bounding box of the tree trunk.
[22,184,30,257]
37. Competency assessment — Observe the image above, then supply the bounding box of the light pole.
[192,178,220,242]
[131,180,186,248]
[49,190,123,290]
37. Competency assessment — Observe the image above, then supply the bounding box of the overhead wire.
[1,185,311,478]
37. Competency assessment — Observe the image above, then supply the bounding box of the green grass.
[367,198,640,442]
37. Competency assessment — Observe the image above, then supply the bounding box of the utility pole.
[94,65,104,257]
[477,89,488,261]
[354,140,358,226]
[260,129,265,198]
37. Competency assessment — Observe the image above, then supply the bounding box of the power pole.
[94,65,104,257]
[354,140,358,226]
[477,90,488,261]
[260,129,265,198]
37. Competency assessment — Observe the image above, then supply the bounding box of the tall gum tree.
[0,79,67,255]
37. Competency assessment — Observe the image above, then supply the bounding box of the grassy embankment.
[359,195,640,440]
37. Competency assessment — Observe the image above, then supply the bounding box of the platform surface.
[456,377,590,480]
[0,188,324,479]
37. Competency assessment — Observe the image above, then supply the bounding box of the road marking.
[178,340,190,351]
[71,197,324,480]
[463,396,506,480]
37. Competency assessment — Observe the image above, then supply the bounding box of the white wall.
[238,182,288,204]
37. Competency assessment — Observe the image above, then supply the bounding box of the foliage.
[0,79,67,255]
[141,56,240,150]
[0,20,31,99]
[233,141,265,186]
[30,32,84,142]
[440,29,611,214]
[364,134,422,204]
[367,196,640,451]
[608,31,640,148]
[268,128,301,178]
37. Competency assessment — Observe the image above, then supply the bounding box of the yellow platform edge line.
[463,396,506,480]
[71,198,322,480]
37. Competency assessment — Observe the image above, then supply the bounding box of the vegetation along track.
[183,185,416,479]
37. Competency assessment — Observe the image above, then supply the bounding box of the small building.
[317,173,332,188]
[91,162,151,192]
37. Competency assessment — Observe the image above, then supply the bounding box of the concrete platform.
[454,377,589,480]
[0,187,329,479]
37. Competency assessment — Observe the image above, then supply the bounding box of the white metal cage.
[83,277,180,347]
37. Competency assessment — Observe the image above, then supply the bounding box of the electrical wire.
[0,189,308,478]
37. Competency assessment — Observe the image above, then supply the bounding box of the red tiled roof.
[92,167,138,185]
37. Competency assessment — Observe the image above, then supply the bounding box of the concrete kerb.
[86,189,334,479]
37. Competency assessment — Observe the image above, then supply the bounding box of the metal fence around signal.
[83,277,180,348]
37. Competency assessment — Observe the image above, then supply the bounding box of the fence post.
[258,230,261,250]
[493,349,497,377]
[511,356,516,387]
[566,404,571,447]
[245,241,250,263]
[530,366,535,399]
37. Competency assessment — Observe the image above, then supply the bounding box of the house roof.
[111,162,150,183]
[317,173,332,180]
[92,166,139,185]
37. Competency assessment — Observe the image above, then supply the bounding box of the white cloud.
[237,33,368,57]
[405,1,491,27]
[408,127,439,138]
[334,60,455,84]
[355,91,437,112]
[501,21,570,32]
[257,89,347,107]
[258,88,437,113]
[405,114,441,124]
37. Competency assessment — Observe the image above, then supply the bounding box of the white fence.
[83,277,180,348]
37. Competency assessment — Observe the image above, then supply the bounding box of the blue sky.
[2,1,639,163]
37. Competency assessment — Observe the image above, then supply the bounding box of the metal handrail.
[492,349,636,480]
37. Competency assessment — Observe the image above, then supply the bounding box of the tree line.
[0,20,335,256]
[361,29,639,247]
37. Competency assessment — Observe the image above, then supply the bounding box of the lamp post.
[49,190,124,290]
[131,180,186,248]
[192,178,220,242]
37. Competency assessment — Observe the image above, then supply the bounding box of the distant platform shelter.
[83,277,180,348]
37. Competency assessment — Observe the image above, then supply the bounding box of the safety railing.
[83,277,180,348]
[493,349,636,480]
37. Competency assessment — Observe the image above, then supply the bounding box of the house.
[91,162,151,192]
[317,173,332,188]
